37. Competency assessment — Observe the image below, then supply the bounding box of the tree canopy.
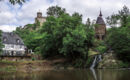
[106,5,130,27]
[0,0,25,5]
[106,5,130,61]
[47,5,66,17]
[15,6,94,67]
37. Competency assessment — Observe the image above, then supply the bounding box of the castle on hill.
[35,12,46,26]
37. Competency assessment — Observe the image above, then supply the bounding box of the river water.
[0,69,130,80]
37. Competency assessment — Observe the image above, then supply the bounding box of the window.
[96,35,99,39]
[3,37,7,42]
[20,46,22,49]
[16,39,20,44]
[11,45,14,48]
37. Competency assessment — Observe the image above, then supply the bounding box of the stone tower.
[35,12,46,26]
[95,11,106,40]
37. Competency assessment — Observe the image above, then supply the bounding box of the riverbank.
[0,58,74,72]
[97,51,130,69]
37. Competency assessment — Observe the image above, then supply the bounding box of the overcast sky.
[0,0,129,32]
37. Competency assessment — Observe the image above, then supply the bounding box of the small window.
[20,46,22,48]
[96,35,99,39]
[3,37,7,42]
[11,45,14,48]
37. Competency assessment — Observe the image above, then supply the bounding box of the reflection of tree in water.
[0,69,130,80]
[0,70,94,80]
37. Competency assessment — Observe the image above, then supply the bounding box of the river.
[0,69,130,80]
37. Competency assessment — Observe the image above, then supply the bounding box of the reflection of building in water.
[95,11,106,40]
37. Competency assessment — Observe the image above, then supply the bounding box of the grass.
[0,66,17,72]
[88,49,99,56]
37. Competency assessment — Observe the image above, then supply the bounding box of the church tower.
[35,12,46,26]
[95,11,106,40]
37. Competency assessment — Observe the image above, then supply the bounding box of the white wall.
[3,44,26,51]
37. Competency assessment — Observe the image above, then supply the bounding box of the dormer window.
[3,37,7,42]
[16,39,20,44]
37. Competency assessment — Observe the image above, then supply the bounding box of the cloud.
[0,0,129,32]
[0,25,16,32]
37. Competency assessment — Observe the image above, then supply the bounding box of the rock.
[97,52,121,69]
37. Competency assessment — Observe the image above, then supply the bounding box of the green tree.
[47,5,66,17]
[106,6,130,61]
[85,18,95,48]
[15,6,94,67]
[106,5,130,27]
[0,30,3,54]
[39,12,93,65]
[106,26,130,61]
[0,0,25,5]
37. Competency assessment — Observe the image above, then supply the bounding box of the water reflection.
[0,69,130,80]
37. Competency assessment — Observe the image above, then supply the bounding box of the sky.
[0,0,129,32]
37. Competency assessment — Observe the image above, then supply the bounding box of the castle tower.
[37,12,42,18]
[35,12,46,26]
[95,10,106,40]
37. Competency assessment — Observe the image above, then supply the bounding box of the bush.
[106,27,130,61]
[94,40,107,54]
[119,61,129,68]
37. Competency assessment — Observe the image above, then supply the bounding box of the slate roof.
[96,11,105,25]
[2,32,24,45]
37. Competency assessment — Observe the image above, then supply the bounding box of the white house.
[1,32,27,56]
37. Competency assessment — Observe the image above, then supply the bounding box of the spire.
[99,9,102,17]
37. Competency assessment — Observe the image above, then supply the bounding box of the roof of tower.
[37,12,42,14]
[99,10,102,16]
[96,10,105,25]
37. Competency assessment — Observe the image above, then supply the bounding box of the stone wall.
[95,24,106,40]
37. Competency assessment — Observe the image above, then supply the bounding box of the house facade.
[1,32,27,56]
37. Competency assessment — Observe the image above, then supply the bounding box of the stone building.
[35,12,46,26]
[1,32,27,56]
[95,11,106,40]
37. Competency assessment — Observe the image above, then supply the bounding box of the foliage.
[9,0,25,5]
[15,26,41,52]
[15,6,94,67]
[39,14,91,61]
[119,61,129,68]
[106,5,130,27]
[106,6,130,62]
[39,8,94,66]
[47,5,66,17]
[94,40,107,54]
[0,0,25,5]
[86,56,93,67]
[106,26,130,61]
[0,30,3,54]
